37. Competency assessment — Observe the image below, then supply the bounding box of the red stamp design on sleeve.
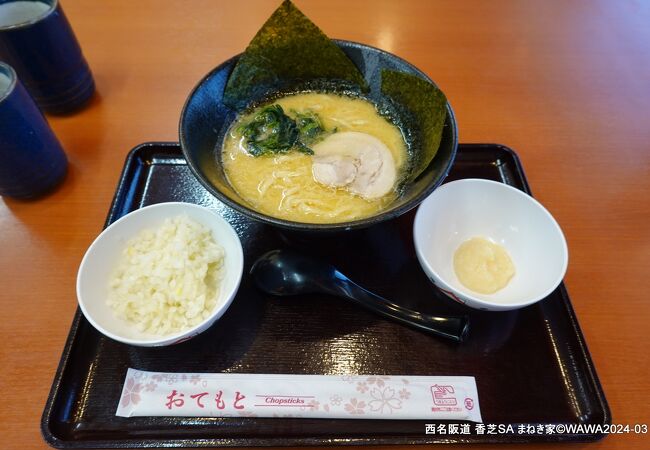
[430,385,458,407]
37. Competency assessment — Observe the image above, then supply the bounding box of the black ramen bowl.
[179,40,458,232]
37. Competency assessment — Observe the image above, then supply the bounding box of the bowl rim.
[76,201,244,346]
[179,39,458,231]
[413,178,569,310]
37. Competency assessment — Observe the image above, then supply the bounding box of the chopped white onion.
[107,215,225,335]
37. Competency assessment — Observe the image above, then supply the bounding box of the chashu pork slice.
[311,131,396,199]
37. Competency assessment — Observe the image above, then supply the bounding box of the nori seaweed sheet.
[380,69,447,181]
[223,0,368,110]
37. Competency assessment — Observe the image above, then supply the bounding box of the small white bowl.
[413,179,568,311]
[77,202,244,346]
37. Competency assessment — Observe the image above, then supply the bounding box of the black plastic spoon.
[250,249,470,342]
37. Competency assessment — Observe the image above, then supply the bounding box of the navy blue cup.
[0,0,94,114]
[0,62,68,199]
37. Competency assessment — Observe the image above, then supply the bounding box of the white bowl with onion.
[77,202,244,346]
[413,179,568,311]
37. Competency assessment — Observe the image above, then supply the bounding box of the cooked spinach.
[238,105,333,157]
[293,110,324,143]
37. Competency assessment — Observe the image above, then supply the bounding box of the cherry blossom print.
[323,404,330,412]
[368,387,402,414]
[329,394,342,406]
[366,376,390,387]
[144,381,157,392]
[398,388,411,400]
[189,374,201,385]
[120,377,143,408]
[308,400,320,411]
[151,373,173,383]
[356,381,369,393]
[344,398,366,415]
[341,375,356,384]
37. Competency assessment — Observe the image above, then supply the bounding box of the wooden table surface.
[1,0,648,448]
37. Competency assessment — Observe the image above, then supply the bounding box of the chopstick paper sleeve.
[116,369,482,422]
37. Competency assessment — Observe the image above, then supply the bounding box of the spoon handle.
[333,271,470,342]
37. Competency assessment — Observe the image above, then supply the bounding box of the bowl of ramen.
[179,1,457,231]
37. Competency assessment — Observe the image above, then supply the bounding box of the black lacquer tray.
[42,143,609,448]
